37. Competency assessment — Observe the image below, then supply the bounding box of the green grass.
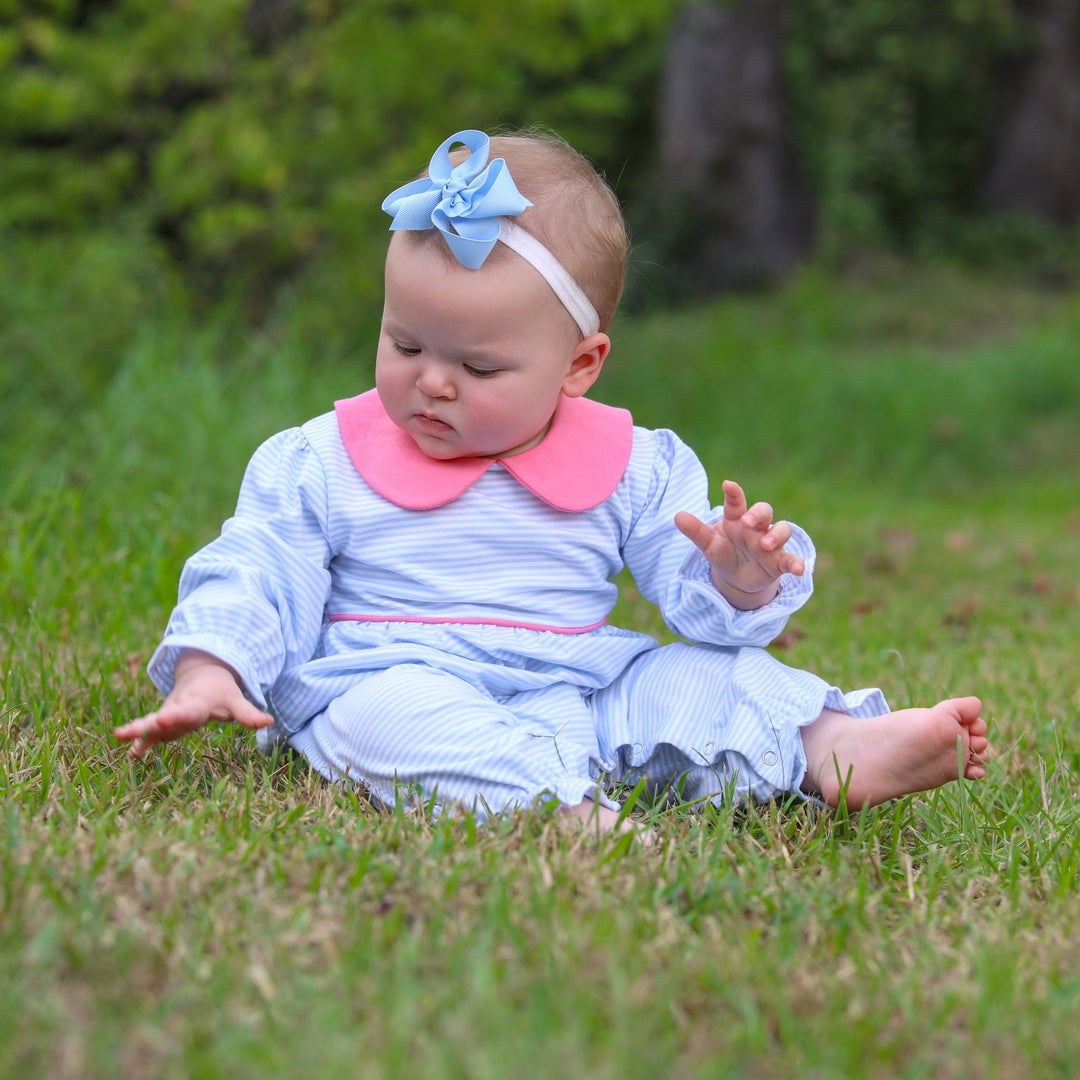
[2,259,1080,1078]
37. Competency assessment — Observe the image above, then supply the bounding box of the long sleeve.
[147,427,334,707]
[620,428,815,648]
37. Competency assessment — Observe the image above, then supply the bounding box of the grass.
[2,257,1080,1078]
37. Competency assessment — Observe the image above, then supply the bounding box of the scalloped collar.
[334,389,633,511]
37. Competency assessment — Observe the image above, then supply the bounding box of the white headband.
[497,219,600,338]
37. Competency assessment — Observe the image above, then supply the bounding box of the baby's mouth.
[415,412,453,434]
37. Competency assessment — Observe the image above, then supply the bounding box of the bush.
[2,0,1073,405]
[0,0,680,346]
[784,0,1022,255]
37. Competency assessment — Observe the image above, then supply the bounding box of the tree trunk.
[657,0,816,295]
[982,0,1080,226]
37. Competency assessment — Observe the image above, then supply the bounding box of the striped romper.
[148,390,887,817]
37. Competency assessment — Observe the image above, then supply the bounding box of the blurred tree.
[652,0,816,297]
[981,0,1080,226]
[784,0,1019,255]
[1,0,1074,359]
[632,0,1061,304]
[0,0,680,324]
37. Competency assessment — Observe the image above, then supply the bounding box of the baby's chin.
[406,431,487,461]
[402,421,553,461]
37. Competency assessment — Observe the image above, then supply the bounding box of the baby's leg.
[594,642,989,811]
[593,641,877,805]
[290,665,607,821]
[800,697,990,808]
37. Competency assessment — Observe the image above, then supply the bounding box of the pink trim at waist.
[328,613,608,635]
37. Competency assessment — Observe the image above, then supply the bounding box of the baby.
[115,129,990,831]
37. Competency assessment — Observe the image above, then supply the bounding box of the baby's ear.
[562,333,610,398]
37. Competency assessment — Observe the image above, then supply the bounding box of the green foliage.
[2,0,1075,415]
[0,0,679,338]
[785,0,1022,255]
[0,228,179,450]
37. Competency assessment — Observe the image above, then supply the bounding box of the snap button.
[761,750,778,767]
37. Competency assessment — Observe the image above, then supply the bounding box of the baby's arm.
[674,480,805,610]
[113,648,272,759]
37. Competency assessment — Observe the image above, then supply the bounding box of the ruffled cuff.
[665,522,816,647]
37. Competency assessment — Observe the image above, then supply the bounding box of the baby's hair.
[410,127,629,334]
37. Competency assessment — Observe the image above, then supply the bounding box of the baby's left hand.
[674,480,805,610]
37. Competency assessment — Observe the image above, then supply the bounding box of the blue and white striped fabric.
[148,409,888,817]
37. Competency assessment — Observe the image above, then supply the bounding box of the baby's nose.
[416,364,455,399]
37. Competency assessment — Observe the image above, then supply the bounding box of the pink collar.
[334,389,633,511]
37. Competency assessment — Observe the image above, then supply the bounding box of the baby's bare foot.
[801,697,989,808]
[557,798,650,842]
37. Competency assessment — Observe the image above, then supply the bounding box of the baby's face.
[376,234,589,460]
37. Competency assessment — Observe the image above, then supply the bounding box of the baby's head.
[388,128,629,336]
[376,129,627,461]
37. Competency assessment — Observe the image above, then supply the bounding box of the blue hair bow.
[381,130,532,270]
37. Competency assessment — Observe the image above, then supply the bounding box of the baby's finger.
[235,703,275,730]
[742,500,775,532]
[760,519,792,552]
[674,510,713,553]
[778,550,806,577]
[115,716,165,759]
[720,480,748,519]
[113,713,157,742]
[115,704,198,747]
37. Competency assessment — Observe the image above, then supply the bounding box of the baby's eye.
[393,341,421,356]
[463,364,500,378]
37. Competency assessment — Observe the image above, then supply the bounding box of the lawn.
[2,259,1079,1078]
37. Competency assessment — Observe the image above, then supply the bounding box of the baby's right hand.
[114,650,272,759]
